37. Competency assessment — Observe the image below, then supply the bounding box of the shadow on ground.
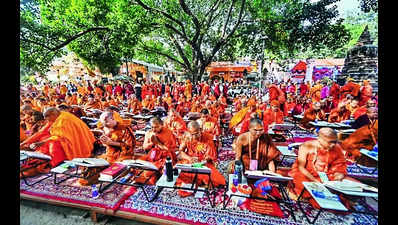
[20,199,155,225]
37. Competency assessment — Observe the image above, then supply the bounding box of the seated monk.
[84,94,103,110]
[346,98,360,118]
[231,118,281,174]
[263,100,284,132]
[134,117,177,185]
[351,107,377,130]
[197,108,221,138]
[21,104,43,132]
[300,102,326,130]
[20,108,95,178]
[127,94,142,114]
[328,102,351,123]
[176,121,226,197]
[142,95,155,111]
[353,99,376,120]
[20,125,27,143]
[163,108,187,143]
[288,128,347,208]
[97,111,136,164]
[341,107,378,166]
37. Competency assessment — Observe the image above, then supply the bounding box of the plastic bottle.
[91,184,99,199]
[235,160,243,184]
[166,156,173,182]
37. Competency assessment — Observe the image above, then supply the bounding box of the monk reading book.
[288,128,347,208]
[175,121,225,197]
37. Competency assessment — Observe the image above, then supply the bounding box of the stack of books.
[99,163,127,181]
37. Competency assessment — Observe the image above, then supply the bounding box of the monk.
[176,121,226,197]
[97,112,136,164]
[353,99,376,120]
[84,94,103,110]
[340,78,361,100]
[142,95,155,110]
[346,98,360,117]
[135,117,177,185]
[341,107,378,165]
[310,80,323,102]
[21,104,43,132]
[197,109,221,138]
[288,128,347,207]
[328,102,351,123]
[163,108,187,141]
[231,118,281,173]
[300,102,326,130]
[263,100,284,132]
[20,108,95,178]
[359,80,373,106]
[127,94,142,114]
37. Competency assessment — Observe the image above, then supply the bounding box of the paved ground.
[20,199,155,225]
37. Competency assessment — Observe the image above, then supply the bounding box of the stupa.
[340,25,378,89]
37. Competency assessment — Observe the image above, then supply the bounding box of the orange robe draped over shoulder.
[49,111,95,160]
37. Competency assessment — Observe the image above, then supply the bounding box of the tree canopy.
[21,0,355,82]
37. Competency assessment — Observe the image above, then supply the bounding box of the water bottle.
[373,143,378,152]
[235,160,243,184]
[91,184,99,199]
[120,173,132,184]
[232,173,239,186]
[165,156,173,182]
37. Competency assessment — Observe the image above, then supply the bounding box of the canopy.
[291,61,307,74]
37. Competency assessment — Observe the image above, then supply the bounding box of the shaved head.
[187,121,200,130]
[43,107,61,122]
[21,104,33,112]
[150,116,163,125]
[249,118,263,128]
[318,128,337,139]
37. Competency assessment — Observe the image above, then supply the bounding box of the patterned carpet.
[20,132,378,225]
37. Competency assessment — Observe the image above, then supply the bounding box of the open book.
[20,151,52,161]
[65,158,109,168]
[244,170,293,181]
[324,179,378,193]
[120,159,158,170]
[272,123,295,131]
[175,163,211,174]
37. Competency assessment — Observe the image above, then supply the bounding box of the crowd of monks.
[20,76,378,212]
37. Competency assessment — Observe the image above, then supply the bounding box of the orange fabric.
[176,132,225,194]
[229,107,250,128]
[289,144,347,198]
[98,123,136,164]
[239,134,280,171]
[341,120,378,157]
[49,111,95,160]
[300,108,326,129]
[127,99,142,114]
[164,114,187,138]
[142,99,155,110]
[20,126,27,142]
[263,109,284,131]
[328,108,351,123]
[353,106,367,120]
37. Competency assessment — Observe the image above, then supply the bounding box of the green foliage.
[21,0,356,82]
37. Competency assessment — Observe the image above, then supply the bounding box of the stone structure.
[340,26,378,89]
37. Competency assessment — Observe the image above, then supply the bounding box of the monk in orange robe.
[60,84,68,96]
[127,94,142,114]
[328,102,351,123]
[94,85,104,97]
[353,99,376,119]
[310,81,323,102]
[284,97,296,116]
[163,108,187,141]
[176,121,225,197]
[346,98,360,118]
[20,108,95,178]
[263,100,284,132]
[142,95,155,110]
[300,102,326,129]
[136,117,177,185]
[341,108,377,165]
[197,108,221,138]
[97,112,136,164]
[340,78,361,100]
[359,80,373,106]
[288,128,347,208]
[231,118,281,173]
[84,95,103,110]
[184,80,192,100]
[20,125,27,143]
